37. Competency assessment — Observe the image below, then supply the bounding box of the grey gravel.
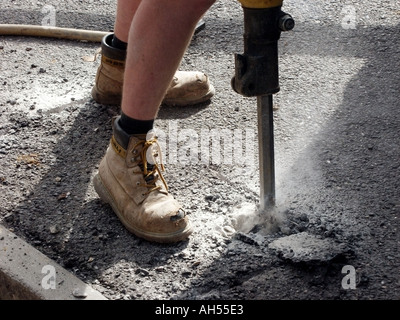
[0,0,399,300]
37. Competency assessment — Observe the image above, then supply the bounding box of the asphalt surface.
[0,0,399,303]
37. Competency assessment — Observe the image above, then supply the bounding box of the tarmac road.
[0,0,399,301]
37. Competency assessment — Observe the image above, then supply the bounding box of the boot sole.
[91,85,215,107]
[93,174,193,243]
[91,86,121,106]
[162,85,216,107]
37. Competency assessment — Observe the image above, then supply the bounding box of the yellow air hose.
[0,19,206,42]
[0,24,109,42]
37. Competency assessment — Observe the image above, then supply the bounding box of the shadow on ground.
[1,12,399,299]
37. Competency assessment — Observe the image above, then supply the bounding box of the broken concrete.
[268,232,349,263]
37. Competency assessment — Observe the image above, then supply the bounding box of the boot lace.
[132,137,168,195]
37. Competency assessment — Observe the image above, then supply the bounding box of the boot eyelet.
[136,181,140,186]
[132,149,138,155]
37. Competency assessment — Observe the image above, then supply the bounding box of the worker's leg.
[122,0,215,120]
[91,0,215,106]
[112,0,140,47]
[94,0,216,243]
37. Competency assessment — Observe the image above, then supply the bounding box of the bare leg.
[113,0,141,43]
[121,0,216,121]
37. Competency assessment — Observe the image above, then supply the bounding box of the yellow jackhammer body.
[232,0,294,212]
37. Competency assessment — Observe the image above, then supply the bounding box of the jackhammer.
[231,0,294,212]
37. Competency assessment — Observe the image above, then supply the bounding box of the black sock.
[119,112,154,135]
[111,35,127,51]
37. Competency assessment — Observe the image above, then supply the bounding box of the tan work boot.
[91,33,215,106]
[93,116,192,243]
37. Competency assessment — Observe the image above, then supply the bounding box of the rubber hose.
[0,24,110,42]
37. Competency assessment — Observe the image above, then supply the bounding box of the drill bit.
[257,94,275,212]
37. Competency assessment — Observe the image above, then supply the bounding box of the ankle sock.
[111,35,127,51]
[119,112,154,135]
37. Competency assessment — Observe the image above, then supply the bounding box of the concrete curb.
[0,225,107,300]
